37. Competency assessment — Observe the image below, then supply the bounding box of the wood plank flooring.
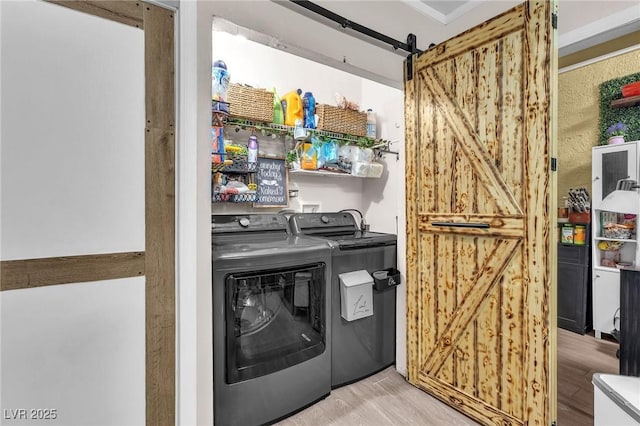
[277,328,619,425]
[557,328,619,426]
[276,366,478,426]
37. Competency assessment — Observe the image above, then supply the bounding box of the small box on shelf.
[569,211,590,224]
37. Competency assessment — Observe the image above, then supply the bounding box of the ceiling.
[205,1,640,88]
[407,0,480,24]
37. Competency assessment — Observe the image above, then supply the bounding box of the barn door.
[404,1,556,424]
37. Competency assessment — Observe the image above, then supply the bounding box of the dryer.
[289,212,398,388]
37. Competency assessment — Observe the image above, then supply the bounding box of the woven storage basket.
[316,104,367,137]
[227,83,274,123]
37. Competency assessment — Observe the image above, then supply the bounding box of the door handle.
[431,222,490,229]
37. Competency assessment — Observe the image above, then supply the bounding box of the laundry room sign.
[254,158,288,207]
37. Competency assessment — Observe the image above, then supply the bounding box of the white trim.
[144,0,178,12]
[559,43,640,74]
[402,0,446,24]
[401,0,486,25]
[446,0,486,24]
[176,1,198,426]
[559,4,640,49]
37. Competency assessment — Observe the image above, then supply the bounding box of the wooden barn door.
[404,1,556,425]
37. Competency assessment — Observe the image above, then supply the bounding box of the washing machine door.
[225,262,326,383]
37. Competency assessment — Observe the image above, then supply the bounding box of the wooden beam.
[414,4,524,68]
[522,1,554,424]
[417,373,524,426]
[143,3,175,426]
[421,238,520,374]
[419,213,525,238]
[0,252,145,291]
[46,1,144,29]
[421,67,523,216]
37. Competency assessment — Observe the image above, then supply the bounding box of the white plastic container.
[368,162,383,178]
[339,270,374,321]
[351,161,370,177]
[366,109,377,138]
[593,373,640,426]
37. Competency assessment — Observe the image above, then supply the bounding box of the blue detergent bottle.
[302,92,316,129]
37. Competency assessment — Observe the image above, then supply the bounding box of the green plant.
[285,150,298,164]
[606,122,627,137]
[599,72,640,144]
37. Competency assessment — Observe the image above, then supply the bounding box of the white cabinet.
[593,270,620,338]
[591,141,640,339]
[592,141,638,209]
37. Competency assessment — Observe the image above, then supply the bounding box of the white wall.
[210,31,406,216]
[198,19,407,421]
[211,30,366,215]
[0,278,145,426]
[0,1,145,423]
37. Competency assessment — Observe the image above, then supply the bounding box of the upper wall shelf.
[222,117,399,158]
[611,95,640,109]
[224,118,365,144]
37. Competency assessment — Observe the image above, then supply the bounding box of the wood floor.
[557,328,619,426]
[277,328,619,425]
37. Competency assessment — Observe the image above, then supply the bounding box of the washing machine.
[289,211,398,388]
[212,214,332,426]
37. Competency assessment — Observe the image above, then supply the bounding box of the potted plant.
[606,122,627,145]
[286,149,300,170]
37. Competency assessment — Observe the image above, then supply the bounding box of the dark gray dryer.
[289,212,398,388]
[211,214,332,426]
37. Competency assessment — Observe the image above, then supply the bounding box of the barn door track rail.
[286,0,423,79]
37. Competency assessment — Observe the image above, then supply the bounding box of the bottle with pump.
[302,92,316,129]
[248,136,258,165]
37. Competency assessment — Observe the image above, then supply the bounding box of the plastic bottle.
[212,59,230,114]
[302,92,316,129]
[281,89,303,126]
[366,109,377,138]
[248,136,258,165]
[271,88,284,125]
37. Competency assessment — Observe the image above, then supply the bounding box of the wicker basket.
[316,104,367,137]
[227,83,274,123]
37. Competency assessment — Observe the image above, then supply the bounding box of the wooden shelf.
[611,95,640,108]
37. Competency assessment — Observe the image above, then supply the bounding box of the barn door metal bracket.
[551,157,557,172]
[552,13,558,29]
[405,33,418,81]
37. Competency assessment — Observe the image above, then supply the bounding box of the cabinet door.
[592,143,637,208]
[593,269,620,337]
[558,259,586,332]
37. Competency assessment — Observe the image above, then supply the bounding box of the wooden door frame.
[0,1,176,424]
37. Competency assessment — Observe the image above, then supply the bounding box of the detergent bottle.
[281,89,303,126]
[271,88,284,124]
[211,59,230,114]
[302,92,316,129]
